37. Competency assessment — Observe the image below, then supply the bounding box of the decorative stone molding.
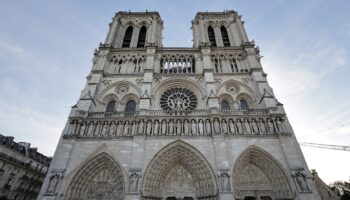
[218,170,231,193]
[292,169,312,193]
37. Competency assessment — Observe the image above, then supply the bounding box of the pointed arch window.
[122,26,133,48]
[137,26,147,48]
[207,26,217,47]
[125,100,136,113]
[221,26,230,47]
[240,99,249,110]
[221,100,230,110]
[106,100,116,112]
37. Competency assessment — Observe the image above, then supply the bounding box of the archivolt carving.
[97,81,141,104]
[141,140,218,200]
[65,153,125,200]
[216,80,255,97]
[233,146,293,199]
[152,78,207,101]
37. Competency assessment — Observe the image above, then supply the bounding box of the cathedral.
[38,10,329,200]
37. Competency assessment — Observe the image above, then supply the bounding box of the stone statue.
[117,121,124,136]
[229,119,235,135]
[258,119,266,134]
[123,121,130,136]
[293,170,310,192]
[205,119,212,135]
[161,120,167,135]
[213,118,221,134]
[218,171,231,193]
[191,119,197,135]
[236,119,243,134]
[79,122,87,136]
[146,120,152,135]
[244,119,251,134]
[221,119,228,134]
[267,119,275,134]
[94,121,102,136]
[86,122,95,136]
[251,120,259,134]
[275,118,286,134]
[153,120,159,135]
[198,119,204,135]
[168,120,174,135]
[110,121,117,136]
[138,120,144,135]
[101,121,109,136]
[183,120,189,135]
[176,119,182,135]
[129,172,140,193]
[46,174,60,194]
[68,121,77,136]
[131,121,137,136]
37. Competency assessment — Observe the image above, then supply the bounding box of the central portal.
[163,165,196,199]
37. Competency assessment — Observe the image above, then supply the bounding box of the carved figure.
[229,119,235,134]
[214,118,221,134]
[198,119,204,135]
[236,119,243,134]
[221,119,228,134]
[161,120,167,135]
[79,122,87,136]
[101,122,108,136]
[146,120,152,135]
[117,121,124,136]
[168,120,174,135]
[205,119,212,135]
[267,119,275,134]
[46,174,60,194]
[110,121,117,136]
[258,119,267,134]
[244,119,251,134]
[131,121,137,136]
[153,120,159,135]
[183,120,189,135]
[94,121,102,136]
[123,121,130,136]
[138,120,144,135]
[176,119,182,135]
[86,122,95,136]
[191,119,197,135]
[251,120,259,134]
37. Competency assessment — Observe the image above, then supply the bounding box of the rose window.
[160,88,197,111]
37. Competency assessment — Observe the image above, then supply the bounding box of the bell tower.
[192,10,249,47]
[104,11,163,48]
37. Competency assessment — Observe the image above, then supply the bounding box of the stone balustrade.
[65,109,290,138]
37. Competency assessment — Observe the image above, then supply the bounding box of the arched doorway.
[142,140,218,200]
[232,146,293,200]
[65,153,125,200]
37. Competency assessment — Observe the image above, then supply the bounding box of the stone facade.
[38,11,330,200]
[0,134,51,200]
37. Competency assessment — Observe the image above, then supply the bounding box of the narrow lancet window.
[221,26,230,47]
[106,100,116,112]
[122,26,133,48]
[207,26,217,47]
[137,26,147,48]
[240,99,249,110]
[125,100,136,113]
[221,100,230,110]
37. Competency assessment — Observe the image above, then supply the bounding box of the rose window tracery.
[160,88,197,111]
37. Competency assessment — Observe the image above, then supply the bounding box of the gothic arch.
[232,146,293,200]
[216,80,255,97]
[97,81,141,104]
[141,140,218,200]
[65,152,125,200]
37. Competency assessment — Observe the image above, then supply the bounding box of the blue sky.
[0,0,349,183]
